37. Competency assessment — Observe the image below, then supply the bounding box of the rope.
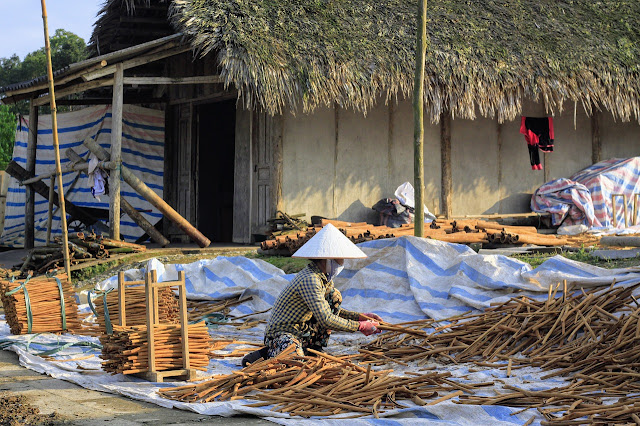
[0,333,102,356]
[87,288,114,335]
[54,277,67,331]
[5,275,33,333]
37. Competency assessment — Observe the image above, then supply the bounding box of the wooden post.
[110,63,124,240]
[25,101,38,249]
[145,272,156,373]
[440,111,452,219]
[41,0,71,278]
[45,175,55,245]
[591,111,601,165]
[413,0,427,237]
[178,270,190,370]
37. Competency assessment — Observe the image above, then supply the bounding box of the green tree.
[0,29,88,115]
[0,105,16,170]
[0,29,88,170]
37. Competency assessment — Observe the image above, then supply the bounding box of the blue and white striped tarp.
[6,237,640,424]
[1,105,164,246]
[532,157,640,229]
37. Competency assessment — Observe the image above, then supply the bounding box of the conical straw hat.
[292,223,367,259]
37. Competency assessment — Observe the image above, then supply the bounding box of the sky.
[0,1,103,59]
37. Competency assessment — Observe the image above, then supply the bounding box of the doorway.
[197,100,236,242]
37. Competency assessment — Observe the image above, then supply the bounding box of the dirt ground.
[0,393,64,425]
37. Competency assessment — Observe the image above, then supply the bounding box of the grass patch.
[71,261,118,282]
[512,248,640,269]
[246,252,309,274]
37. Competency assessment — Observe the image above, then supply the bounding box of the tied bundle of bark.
[158,346,481,418]
[100,322,212,374]
[0,274,80,335]
[90,285,179,334]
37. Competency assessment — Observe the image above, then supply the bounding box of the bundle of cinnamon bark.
[159,345,488,418]
[90,285,179,333]
[0,274,80,335]
[100,321,212,375]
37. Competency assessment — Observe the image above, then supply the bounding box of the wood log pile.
[90,285,179,334]
[356,281,640,424]
[0,274,81,334]
[260,218,568,255]
[15,232,147,277]
[99,322,212,375]
[158,345,487,418]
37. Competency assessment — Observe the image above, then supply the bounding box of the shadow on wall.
[484,193,534,215]
[338,199,379,224]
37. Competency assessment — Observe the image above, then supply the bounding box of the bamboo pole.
[413,0,427,237]
[40,0,70,279]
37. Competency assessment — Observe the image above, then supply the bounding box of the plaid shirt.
[264,262,360,340]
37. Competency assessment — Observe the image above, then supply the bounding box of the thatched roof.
[136,1,640,121]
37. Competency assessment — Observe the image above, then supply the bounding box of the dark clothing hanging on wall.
[520,116,554,170]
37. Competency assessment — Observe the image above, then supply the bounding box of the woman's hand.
[359,312,383,322]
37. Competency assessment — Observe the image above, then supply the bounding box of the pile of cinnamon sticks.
[260,218,567,255]
[358,280,640,423]
[0,274,81,334]
[99,322,212,375]
[159,345,486,417]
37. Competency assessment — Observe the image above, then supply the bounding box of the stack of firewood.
[158,345,483,417]
[99,322,212,375]
[0,274,81,334]
[16,232,147,277]
[91,285,179,334]
[260,218,568,255]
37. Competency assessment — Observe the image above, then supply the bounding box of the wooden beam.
[440,111,452,219]
[6,161,100,227]
[122,75,223,85]
[591,111,601,164]
[25,101,38,249]
[3,61,107,98]
[32,78,114,106]
[110,63,124,240]
[82,45,191,81]
[55,97,167,106]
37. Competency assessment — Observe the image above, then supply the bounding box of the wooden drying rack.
[117,270,196,382]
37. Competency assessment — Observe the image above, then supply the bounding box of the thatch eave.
[161,0,640,122]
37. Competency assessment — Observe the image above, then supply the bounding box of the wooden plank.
[25,102,38,249]
[145,272,156,373]
[32,78,114,106]
[178,271,190,370]
[123,76,222,85]
[232,107,252,243]
[82,46,190,81]
[109,63,124,240]
[440,111,452,219]
[118,271,126,327]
